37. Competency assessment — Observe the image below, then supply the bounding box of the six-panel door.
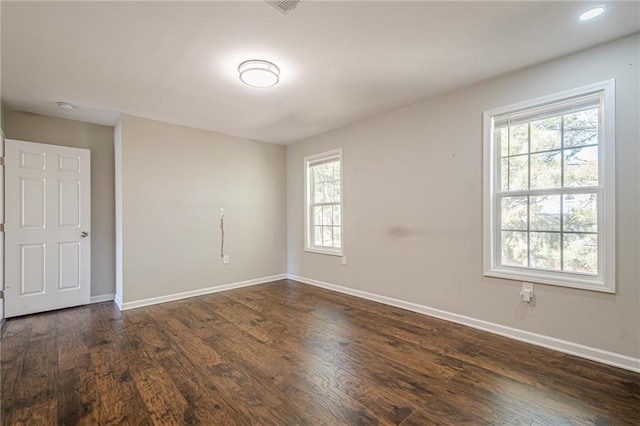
[4,139,91,317]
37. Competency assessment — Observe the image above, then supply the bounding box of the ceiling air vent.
[265,0,301,15]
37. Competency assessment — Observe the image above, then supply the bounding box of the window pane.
[564,193,597,232]
[333,182,341,202]
[333,161,341,181]
[324,181,340,203]
[314,182,325,203]
[333,205,341,226]
[510,123,528,155]
[530,195,561,231]
[501,196,527,230]
[324,182,334,202]
[314,206,323,226]
[327,163,336,182]
[500,157,509,191]
[333,226,342,248]
[530,232,561,271]
[508,155,528,191]
[501,231,528,267]
[563,233,598,275]
[323,205,333,226]
[530,151,561,189]
[531,117,561,152]
[564,108,598,148]
[313,165,324,183]
[314,226,322,246]
[497,127,509,157]
[323,227,333,247]
[564,146,598,187]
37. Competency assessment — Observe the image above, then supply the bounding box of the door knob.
[81,231,89,238]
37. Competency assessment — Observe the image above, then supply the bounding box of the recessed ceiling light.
[56,101,76,111]
[238,60,280,88]
[579,6,605,21]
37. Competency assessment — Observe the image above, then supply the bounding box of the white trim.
[114,293,123,310]
[288,274,640,374]
[119,274,287,311]
[484,80,615,118]
[483,80,616,293]
[304,247,343,257]
[304,148,344,257]
[89,294,115,304]
[484,269,609,293]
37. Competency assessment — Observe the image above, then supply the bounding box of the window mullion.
[497,186,600,197]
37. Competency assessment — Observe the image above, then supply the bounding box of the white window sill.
[485,267,614,293]
[305,247,343,257]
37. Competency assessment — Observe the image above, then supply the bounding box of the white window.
[305,149,343,256]
[483,80,615,292]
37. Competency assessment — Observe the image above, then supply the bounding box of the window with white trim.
[483,81,615,292]
[305,149,343,255]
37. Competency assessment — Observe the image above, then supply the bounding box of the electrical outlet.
[223,255,230,264]
[520,282,534,303]
[341,256,347,265]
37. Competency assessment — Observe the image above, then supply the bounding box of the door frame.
[1,129,5,325]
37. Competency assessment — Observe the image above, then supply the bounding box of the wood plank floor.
[2,280,639,425]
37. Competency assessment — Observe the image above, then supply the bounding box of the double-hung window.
[305,149,343,255]
[483,81,615,292]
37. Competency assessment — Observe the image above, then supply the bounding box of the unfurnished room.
[0,1,639,424]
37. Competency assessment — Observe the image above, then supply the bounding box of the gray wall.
[116,114,287,303]
[3,109,116,297]
[286,35,640,358]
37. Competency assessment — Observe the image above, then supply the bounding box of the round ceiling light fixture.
[238,59,280,88]
[579,6,605,21]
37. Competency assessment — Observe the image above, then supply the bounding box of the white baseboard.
[119,274,288,311]
[288,274,640,374]
[90,294,115,304]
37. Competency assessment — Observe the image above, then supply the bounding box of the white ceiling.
[2,1,639,144]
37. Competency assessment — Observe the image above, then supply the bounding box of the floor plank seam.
[397,408,417,425]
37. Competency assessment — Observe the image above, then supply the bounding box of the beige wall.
[117,114,287,303]
[3,109,116,297]
[286,35,640,358]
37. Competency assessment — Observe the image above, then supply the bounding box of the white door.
[4,139,91,317]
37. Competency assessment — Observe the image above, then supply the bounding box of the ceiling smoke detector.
[264,0,300,15]
[56,101,76,111]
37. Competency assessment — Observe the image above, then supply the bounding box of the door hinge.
[0,290,4,299]
[0,224,4,232]
[0,157,4,166]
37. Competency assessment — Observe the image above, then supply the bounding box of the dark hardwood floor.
[2,280,639,425]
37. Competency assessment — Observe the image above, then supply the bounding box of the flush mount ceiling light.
[579,6,605,21]
[238,60,280,88]
[56,101,76,110]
